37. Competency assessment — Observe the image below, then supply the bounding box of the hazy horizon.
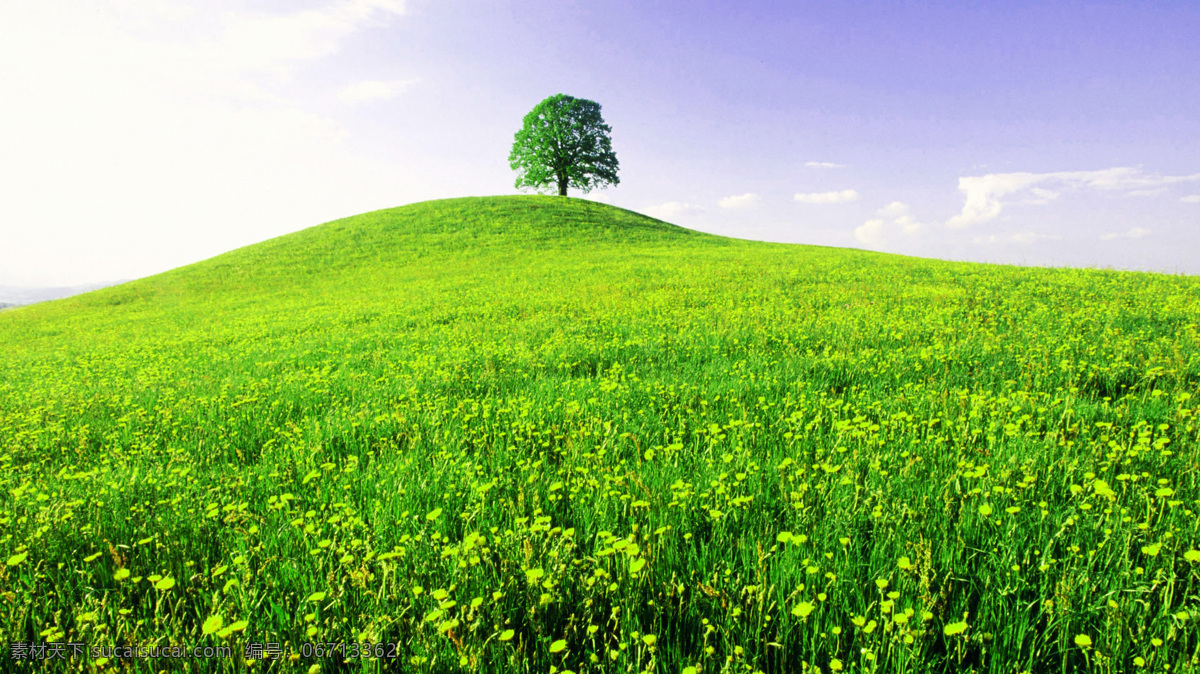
[0,282,126,306]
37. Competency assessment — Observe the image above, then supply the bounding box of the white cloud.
[1100,227,1151,241]
[210,0,407,73]
[339,78,419,104]
[804,161,845,168]
[854,219,887,246]
[644,202,705,220]
[947,167,1200,229]
[1011,232,1063,244]
[854,202,924,246]
[946,173,1040,229]
[1027,187,1060,204]
[794,189,859,204]
[1182,195,1200,204]
[718,193,761,209]
[973,232,1063,244]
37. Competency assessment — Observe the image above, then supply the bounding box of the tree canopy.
[508,94,619,197]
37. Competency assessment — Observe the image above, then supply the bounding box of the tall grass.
[1,196,1198,672]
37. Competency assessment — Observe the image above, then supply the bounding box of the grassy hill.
[1,195,1198,672]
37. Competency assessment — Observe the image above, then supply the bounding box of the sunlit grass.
[1,195,1198,672]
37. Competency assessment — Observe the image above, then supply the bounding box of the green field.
[2,196,1198,673]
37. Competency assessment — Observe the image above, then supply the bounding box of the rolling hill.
[1,196,1198,672]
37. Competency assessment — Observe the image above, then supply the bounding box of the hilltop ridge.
[2,196,713,318]
[197,195,707,276]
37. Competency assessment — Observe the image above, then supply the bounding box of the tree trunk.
[558,174,568,196]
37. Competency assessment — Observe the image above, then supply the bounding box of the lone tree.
[509,94,619,196]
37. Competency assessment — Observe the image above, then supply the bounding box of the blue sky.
[2,0,1198,287]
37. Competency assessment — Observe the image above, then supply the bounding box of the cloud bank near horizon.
[946,167,1200,229]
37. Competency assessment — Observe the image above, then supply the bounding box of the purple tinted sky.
[2,0,1198,288]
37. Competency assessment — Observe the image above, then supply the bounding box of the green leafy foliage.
[509,94,619,196]
[0,196,1198,672]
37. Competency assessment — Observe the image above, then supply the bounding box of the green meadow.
[2,195,1199,673]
